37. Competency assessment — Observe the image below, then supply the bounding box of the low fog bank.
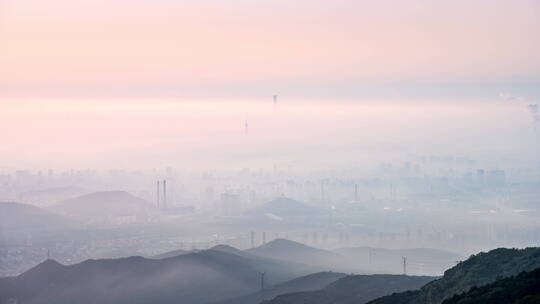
[1,97,539,279]
[1,97,539,169]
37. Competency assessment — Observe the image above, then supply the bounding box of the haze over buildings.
[0,1,539,303]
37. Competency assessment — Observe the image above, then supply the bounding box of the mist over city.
[1,1,539,304]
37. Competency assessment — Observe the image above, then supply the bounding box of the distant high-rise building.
[163,179,167,209]
[477,169,485,184]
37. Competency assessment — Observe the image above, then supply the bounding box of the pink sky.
[0,0,538,97]
[0,98,535,169]
[0,1,538,169]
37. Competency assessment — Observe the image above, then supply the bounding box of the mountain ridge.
[0,247,317,304]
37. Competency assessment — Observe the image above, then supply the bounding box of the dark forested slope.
[368,247,540,304]
[442,267,540,304]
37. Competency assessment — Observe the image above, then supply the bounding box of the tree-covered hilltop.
[442,267,540,304]
[368,247,540,304]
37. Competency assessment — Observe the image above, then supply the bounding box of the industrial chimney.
[163,179,167,209]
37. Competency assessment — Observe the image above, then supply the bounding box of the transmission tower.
[402,256,408,275]
[260,272,266,301]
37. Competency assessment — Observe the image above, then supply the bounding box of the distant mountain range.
[19,186,88,207]
[0,202,74,232]
[0,248,317,304]
[262,274,435,304]
[150,248,191,259]
[210,244,261,259]
[3,229,535,304]
[247,239,352,272]
[246,239,460,276]
[49,191,157,222]
[214,271,348,304]
[368,247,540,304]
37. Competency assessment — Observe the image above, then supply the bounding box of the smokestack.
[354,183,358,202]
[157,180,160,208]
[163,179,167,209]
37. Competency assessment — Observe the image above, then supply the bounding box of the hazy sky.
[0,1,539,169]
[0,0,539,98]
[0,98,537,170]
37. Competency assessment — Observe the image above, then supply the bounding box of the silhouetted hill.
[246,239,351,272]
[210,244,258,259]
[20,186,87,207]
[49,191,157,222]
[263,274,435,304]
[334,247,462,276]
[0,202,74,231]
[215,271,347,304]
[190,249,318,285]
[368,247,540,304]
[441,267,540,304]
[0,248,318,304]
[150,248,191,259]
